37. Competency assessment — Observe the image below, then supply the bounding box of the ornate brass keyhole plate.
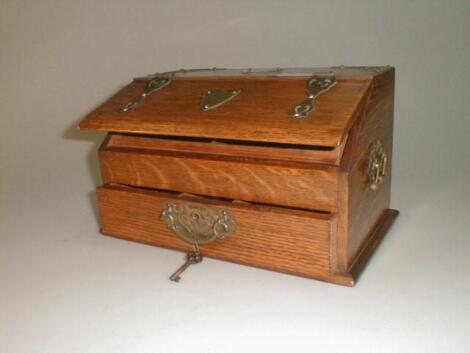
[160,202,236,244]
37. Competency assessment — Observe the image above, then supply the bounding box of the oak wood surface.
[99,146,340,211]
[335,69,395,271]
[79,76,372,147]
[108,133,346,166]
[83,67,398,286]
[330,209,399,286]
[97,184,332,280]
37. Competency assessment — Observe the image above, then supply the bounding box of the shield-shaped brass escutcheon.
[201,90,241,111]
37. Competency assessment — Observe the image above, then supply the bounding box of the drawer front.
[97,184,333,280]
[107,134,346,166]
[99,148,339,211]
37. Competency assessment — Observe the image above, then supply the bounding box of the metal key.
[170,247,203,282]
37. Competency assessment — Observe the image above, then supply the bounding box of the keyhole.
[192,212,201,224]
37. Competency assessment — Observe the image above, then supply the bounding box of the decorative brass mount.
[119,69,339,116]
[161,202,236,244]
[122,75,172,112]
[161,201,236,282]
[201,90,241,111]
[368,140,388,191]
[289,75,337,118]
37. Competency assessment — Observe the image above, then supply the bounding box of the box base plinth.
[331,208,399,287]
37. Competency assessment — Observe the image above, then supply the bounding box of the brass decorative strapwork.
[122,75,172,112]
[289,75,337,118]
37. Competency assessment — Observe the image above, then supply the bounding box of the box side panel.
[335,69,395,272]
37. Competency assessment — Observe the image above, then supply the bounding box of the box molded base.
[331,208,399,286]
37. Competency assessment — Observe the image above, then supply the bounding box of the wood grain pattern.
[97,184,332,280]
[330,208,399,286]
[108,133,347,166]
[79,76,372,147]
[335,68,395,271]
[82,67,399,286]
[99,146,339,211]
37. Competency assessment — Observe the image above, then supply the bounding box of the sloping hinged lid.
[79,67,391,147]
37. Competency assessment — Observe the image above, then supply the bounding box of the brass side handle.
[368,140,388,191]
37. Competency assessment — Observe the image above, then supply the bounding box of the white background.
[1,1,469,352]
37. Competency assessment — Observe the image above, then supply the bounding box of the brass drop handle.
[368,140,388,191]
[161,202,236,244]
[161,202,236,282]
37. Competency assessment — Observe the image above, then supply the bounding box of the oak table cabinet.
[79,67,399,286]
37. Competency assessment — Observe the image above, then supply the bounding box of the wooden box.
[79,67,398,286]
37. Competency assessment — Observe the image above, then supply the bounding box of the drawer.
[99,139,339,212]
[97,184,334,281]
[107,134,347,166]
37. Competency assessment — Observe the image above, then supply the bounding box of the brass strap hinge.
[289,75,337,118]
[122,75,172,112]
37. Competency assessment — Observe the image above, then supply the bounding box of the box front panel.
[97,184,332,280]
[100,147,339,212]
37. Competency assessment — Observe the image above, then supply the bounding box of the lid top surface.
[79,67,386,146]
